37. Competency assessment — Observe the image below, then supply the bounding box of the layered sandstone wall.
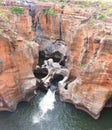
[0,39,39,111]
[0,8,39,111]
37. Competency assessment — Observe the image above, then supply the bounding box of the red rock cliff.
[34,2,112,119]
[0,8,39,111]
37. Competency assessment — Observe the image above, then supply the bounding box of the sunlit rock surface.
[0,37,39,111]
[0,8,39,111]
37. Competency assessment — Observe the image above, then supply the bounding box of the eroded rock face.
[0,38,39,111]
[0,8,39,111]
[59,78,112,119]
[33,2,112,119]
[34,39,70,91]
[42,58,69,88]
[59,28,112,119]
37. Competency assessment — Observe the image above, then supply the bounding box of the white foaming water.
[32,89,56,124]
[39,89,56,114]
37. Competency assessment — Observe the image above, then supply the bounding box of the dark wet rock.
[0,58,3,73]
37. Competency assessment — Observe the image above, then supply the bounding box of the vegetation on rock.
[0,29,3,35]
[26,42,33,47]
[98,14,105,20]
[0,11,10,22]
[9,6,25,15]
[44,8,57,16]
[88,19,94,25]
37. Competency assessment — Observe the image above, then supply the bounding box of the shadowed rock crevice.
[34,39,70,91]
[33,19,70,91]
[34,67,48,79]
[105,97,112,107]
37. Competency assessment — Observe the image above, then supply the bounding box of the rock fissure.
[34,40,70,91]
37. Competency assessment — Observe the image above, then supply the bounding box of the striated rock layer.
[0,38,39,111]
[33,2,112,119]
[0,8,39,111]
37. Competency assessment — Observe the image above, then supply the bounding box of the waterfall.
[32,88,56,124]
[39,89,56,114]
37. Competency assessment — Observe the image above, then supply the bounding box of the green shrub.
[26,42,33,47]
[80,63,85,68]
[44,8,57,16]
[104,9,112,14]
[0,29,3,35]
[88,19,94,25]
[77,5,84,8]
[98,14,105,20]
[0,11,10,22]
[85,1,91,7]
[61,3,65,9]
[10,6,25,15]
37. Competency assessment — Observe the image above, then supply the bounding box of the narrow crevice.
[31,7,70,92]
[38,51,46,66]
[59,9,63,40]
[81,37,89,65]
[45,15,49,24]
[50,74,64,92]
[33,67,48,79]
[59,20,62,40]
[105,96,112,107]
[51,74,64,85]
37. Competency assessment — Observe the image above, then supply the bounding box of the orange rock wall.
[0,8,39,111]
[9,10,34,40]
[0,38,39,111]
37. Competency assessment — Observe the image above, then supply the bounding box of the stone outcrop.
[35,58,70,89]
[33,2,112,119]
[0,39,39,111]
[34,40,70,91]
[0,8,39,111]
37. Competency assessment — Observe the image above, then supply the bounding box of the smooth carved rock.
[34,38,70,90]
[40,58,70,89]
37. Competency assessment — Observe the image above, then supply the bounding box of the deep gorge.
[0,1,112,130]
[31,2,112,119]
